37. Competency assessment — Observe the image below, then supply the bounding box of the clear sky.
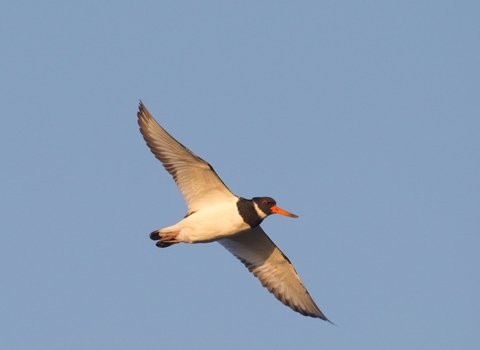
[1,1,479,349]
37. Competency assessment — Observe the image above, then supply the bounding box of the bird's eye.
[262,199,268,205]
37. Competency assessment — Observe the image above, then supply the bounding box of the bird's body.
[155,197,253,244]
[137,102,331,322]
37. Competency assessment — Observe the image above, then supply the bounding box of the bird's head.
[252,197,298,219]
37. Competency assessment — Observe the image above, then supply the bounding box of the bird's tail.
[149,229,180,248]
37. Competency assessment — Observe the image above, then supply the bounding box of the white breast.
[176,199,251,243]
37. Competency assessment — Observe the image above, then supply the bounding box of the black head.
[252,197,298,218]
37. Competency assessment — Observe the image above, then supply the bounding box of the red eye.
[262,200,268,205]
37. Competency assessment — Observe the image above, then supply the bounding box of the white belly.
[169,202,251,244]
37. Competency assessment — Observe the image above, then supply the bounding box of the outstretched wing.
[219,226,330,321]
[138,102,236,213]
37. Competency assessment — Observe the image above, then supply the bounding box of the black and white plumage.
[138,102,330,321]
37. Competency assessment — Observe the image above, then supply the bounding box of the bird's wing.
[138,102,235,213]
[218,226,330,321]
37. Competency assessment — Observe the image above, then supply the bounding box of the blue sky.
[1,1,479,349]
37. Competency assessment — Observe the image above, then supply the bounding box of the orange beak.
[270,205,299,218]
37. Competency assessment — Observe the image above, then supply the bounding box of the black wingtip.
[325,318,337,326]
[138,100,146,116]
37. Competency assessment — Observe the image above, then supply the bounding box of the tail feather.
[155,240,176,248]
[150,230,161,240]
[149,229,179,248]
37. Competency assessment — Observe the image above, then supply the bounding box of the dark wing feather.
[137,102,235,212]
[219,226,330,321]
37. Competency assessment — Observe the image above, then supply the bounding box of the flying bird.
[138,102,330,321]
